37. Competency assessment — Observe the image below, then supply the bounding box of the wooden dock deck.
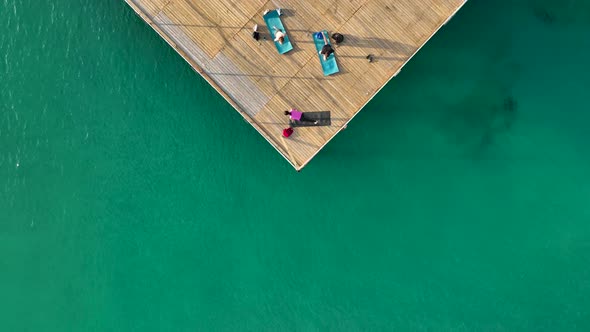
[124,0,467,170]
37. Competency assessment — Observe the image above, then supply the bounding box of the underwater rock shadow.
[439,89,519,159]
[530,1,590,26]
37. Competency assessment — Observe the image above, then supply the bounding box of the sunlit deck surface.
[125,0,467,170]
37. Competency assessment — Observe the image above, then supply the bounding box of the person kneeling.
[319,32,335,60]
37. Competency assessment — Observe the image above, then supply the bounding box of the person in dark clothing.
[252,24,260,41]
[318,32,334,61]
[331,33,344,45]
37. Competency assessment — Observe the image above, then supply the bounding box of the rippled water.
[1,0,590,330]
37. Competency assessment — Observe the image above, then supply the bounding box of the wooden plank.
[128,0,169,17]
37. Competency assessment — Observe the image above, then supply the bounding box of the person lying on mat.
[285,109,319,124]
[319,32,335,60]
[273,26,286,44]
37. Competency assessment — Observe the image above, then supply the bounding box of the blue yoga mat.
[314,30,339,76]
[263,10,293,54]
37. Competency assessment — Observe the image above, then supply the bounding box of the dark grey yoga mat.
[289,111,331,127]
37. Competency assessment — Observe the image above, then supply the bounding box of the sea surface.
[1,0,590,330]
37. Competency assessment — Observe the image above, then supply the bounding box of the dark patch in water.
[476,129,495,154]
[476,95,518,152]
[442,88,518,159]
[501,95,518,130]
[533,7,556,25]
[530,1,590,26]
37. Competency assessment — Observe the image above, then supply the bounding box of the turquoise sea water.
[2,0,590,330]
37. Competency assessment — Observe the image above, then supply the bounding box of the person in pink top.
[284,109,318,124]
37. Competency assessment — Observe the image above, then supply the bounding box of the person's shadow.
[341,35,413,54]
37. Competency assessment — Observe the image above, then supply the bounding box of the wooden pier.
[124,0,467,170]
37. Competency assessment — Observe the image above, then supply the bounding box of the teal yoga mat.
[263,10,293,54]
[314,30,339,76]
